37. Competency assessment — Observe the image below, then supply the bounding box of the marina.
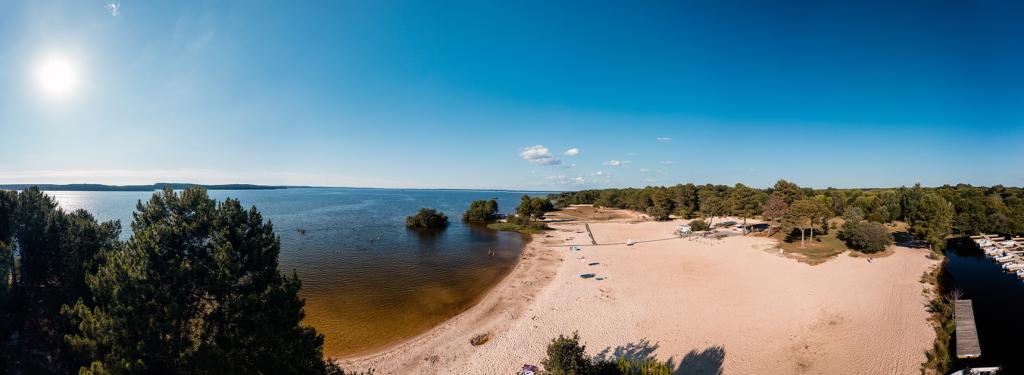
[971,234,1024,280]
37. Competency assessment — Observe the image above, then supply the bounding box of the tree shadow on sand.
[595,339,726,375]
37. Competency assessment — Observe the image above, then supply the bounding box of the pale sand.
[338,214,938,374]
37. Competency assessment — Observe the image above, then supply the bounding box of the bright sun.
[36,57,79,97]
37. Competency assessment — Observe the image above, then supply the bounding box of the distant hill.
[0,183,297,191]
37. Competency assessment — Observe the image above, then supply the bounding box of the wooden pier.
[954,299,981,359]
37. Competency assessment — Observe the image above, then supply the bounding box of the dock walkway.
[954,299,981,359]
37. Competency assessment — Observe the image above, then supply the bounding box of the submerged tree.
[405,208,450,229]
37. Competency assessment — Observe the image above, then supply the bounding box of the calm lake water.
[46,188,546,357]
[945,238,1024,373]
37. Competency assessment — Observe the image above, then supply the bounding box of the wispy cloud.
[604,160,621,167]
[643,178,657,183]
[659,160,676,165]
[564,148,580,156]
[520,145,561,165]
[656,137,672,142]
[545,175,585,185]
[105,0,120,16]
[639,168,652,172]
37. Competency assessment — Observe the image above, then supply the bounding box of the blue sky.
[1,0,1021,190]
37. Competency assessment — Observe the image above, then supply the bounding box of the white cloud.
[656,137,672,142]
[626,152,636,156]
[659,160,676,165]
[545,175,586,185]
[520,145,561,165]
[639,168,652,172]
[592,171,605,176]
[564,148,580,156]
[604,160,622,167]
[105,0,120,16]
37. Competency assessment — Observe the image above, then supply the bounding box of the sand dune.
[338,215,938,375]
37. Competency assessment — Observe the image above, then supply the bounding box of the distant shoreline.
[0,183,296,191]
[0,183,563,194]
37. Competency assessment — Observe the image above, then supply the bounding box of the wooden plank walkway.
[955,299,981,359]
[584,223,597,245]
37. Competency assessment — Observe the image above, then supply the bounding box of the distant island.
[0,183,300,191]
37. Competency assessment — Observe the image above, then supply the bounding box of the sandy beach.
[338,207,939,374]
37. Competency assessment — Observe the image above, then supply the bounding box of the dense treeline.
[0,188,360,374]
[550,181,1024,249]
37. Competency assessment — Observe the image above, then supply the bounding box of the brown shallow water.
[302,251,521,357]
[46,188,538,357]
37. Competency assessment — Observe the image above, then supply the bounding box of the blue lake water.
[945,238,1024,373]
[46,188,547,356]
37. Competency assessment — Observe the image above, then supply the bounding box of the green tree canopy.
[771,179,804,205]
[64,188,327,374]
[462,199,499,222]
[516,195,554,221]
[906,191,954,249]
[729,183,767,228]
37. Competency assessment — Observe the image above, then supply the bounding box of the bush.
[843,221,893,253]
[405,208,449,229]
[463,199,499,222]
[542,333,591,375]
[689,219,709,231]
[540,333,676,375]
[645,206,671,221]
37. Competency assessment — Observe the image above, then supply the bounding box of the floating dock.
[954,299,981,359]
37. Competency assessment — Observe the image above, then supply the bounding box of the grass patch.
[921,258,954,375]
[772,228,851,265]
[487,222,549,234]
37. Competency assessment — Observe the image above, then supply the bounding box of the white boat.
[1016,270,1024,279]
[950,366,1001,375]
[1000,240,1016,247]
[994,255,1015,263]
[977,239,994,247]
[1003,263,1024,271]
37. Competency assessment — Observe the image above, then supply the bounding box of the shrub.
[689,219,709,231]
[542,332,591,375]
[405,208,449,229]
[539,333,676,375]
[645,206,671,221]
[843,221,893,253]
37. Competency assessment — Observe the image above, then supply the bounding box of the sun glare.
[36,57,79,97]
